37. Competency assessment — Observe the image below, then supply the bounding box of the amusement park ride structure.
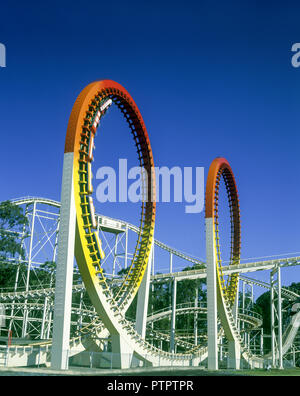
[0,80,300,371]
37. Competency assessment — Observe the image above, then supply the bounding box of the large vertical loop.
[205,157,241,305]
[65,80,156,312]
[63,81,209,364]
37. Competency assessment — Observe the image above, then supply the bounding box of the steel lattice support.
[170,278,177,353]
[270,265,283,369]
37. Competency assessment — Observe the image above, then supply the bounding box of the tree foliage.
[0,201,29,290]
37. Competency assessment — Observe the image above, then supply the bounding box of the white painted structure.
[1,197,300,370]
[206,217,218,370]
[51,154,76,370]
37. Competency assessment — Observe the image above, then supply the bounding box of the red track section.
[64,80,156,309]
[205,157,241,303]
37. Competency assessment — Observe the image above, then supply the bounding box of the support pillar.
[112,234,119,276]
[168,252,173,302]
[270,265,283,369]
[111,333,133,369]
[194,287,198,346]
[242,280,245,343]
[40,298,48,339]
[260,328,264,356]
[169,252,173,273]
[227,340,241,369]
[232,280,239,324]
[9,204,29,335]
[132,241,153,367]
[124,225,128,269]
[277,266,283,370]
[170,278,177,353]
[206,217,218,370]
[51,152,76,370]
[22,201,37,337]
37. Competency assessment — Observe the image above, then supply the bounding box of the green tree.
[0,200,28,290]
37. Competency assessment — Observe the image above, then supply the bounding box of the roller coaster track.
[1,254,299,303]
[0,283,85,302]
[0,280,298,367]
[65,84,300,367]
[1,297,298,368]
[1,81,299,369]
[10,196,205,267]
[281,312,300,355]
[203,157,300,369]
[8,196,300,279]
[36,80,207,368]
[1,195,300,367]
[151,257,300,282]
[239,275,300,301]
[146,302,263,330]
[1,301,263,340]
[4,196,299,288]
[0,299,264,368]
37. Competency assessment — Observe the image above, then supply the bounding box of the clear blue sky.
[0,1,299,290]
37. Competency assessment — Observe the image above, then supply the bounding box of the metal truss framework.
[204,157,300,370]
[0,81,299,370]
[0,196,299,369]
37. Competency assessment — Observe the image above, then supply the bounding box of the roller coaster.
[0,80,299,371]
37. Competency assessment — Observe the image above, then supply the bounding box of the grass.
[1,366,300,376]
[238,368,300,376]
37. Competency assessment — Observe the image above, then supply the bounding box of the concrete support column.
[227,340,241,369]
[51,152,76,370]
[206,217,218,370]
[111,333,133,369]
[132,241,153,368]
